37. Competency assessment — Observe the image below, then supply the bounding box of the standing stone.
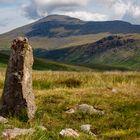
[0,37,36,120]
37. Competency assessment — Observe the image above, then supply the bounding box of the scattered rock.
[78,104,94,114]
[0,116,8,124]
[107,87,118,94]
[60,128,79,138]
[65,104,104,115]
[0,37,36,120]
[112,88,118,94]
[80,124,96,137]
[77,104,104,115]
[2,128,35,139]
[80,124,91,132]
[65,108,76,114]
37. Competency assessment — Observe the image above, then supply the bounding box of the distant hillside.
[0,51,92,71]
[1,15,140,50]
[34,35,140,71]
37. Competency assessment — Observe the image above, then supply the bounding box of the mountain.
[1,15,140,50]
[2,15,140,38]
[26,18,140,38]
[1,15,140,71]
[34,35,140,71]
[25,15,140,38]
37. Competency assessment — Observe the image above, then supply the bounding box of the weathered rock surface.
[0,116,8,124]
[80,124,91,132]
[78,104,104,114]
[60,128,80,138]
[65,108,76,114]
[66,104,104,115]
[80,124,96,137]
[2,128,35,139]
[0,37,36,120]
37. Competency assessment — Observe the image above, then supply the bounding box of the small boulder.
[0,116,8,124]
[2,128,35,139]
[65,108,76,114]
[77,104,104,115]
[112,88,118,94]
[65,104,104,115]
[80,124,91,132]
[60,128,79,138]
[80,124,96,137]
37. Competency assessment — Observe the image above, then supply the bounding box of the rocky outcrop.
[0,37,36,120]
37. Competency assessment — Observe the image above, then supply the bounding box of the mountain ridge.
[1,15,140,38]
[1,14,140,50]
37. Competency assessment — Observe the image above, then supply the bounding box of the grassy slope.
[39,34,140,71]
[89,43,140,70]
[0,71,140,139]
[1,34,140,71]
[33,58,92,71]
[0,52,92,71]
[30,33,109,50]
[0,53,9,69]
[0,33,109,50]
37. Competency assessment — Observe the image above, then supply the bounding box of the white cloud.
[34,0,90,6]
[23,0,140,23]
[60,11,108,21]
[112,0,140,23]
[113,1,130,19]
[133,6,140,17]
[21,0,140,24]
[23,0,91,19]
[91,0,140,23]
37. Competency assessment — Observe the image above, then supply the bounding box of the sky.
[0,0,140,34]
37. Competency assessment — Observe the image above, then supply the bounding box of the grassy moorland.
[0,52,92,71]
[37,34,140,71]
[0,70,140,139]
[0,33,109,50]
